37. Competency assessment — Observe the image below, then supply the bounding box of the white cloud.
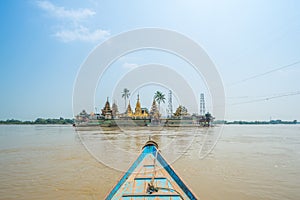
[122,62,139,70]
[54,26,109,42]
[36,1,109,42]
[37,0,95,21]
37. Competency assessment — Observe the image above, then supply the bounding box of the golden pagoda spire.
[126,100,133,117]
[135,93,142,116]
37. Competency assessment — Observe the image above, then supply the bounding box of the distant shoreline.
[220,120,298,125]
[0,118,74,125]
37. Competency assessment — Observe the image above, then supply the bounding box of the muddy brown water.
[0,125,299,200]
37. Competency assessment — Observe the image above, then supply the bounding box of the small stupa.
[126,101,133,117]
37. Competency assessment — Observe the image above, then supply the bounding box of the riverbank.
[0,118,74,125]
[75,118,212,127]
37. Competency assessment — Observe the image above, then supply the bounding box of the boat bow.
[105,140,198,200]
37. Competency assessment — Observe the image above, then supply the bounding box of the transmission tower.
[200,93,205,116]
[167,90,173,118]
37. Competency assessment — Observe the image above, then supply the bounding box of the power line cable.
[230,91,300,106]
[228,90,300,100]
[230,60,300,86]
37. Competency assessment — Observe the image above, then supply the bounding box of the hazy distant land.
[218,119,298,125]
[0,118,74,125]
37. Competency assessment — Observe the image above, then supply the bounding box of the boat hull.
[105,141,198,200]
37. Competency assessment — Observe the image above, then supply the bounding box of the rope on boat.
[156,187,184,200]
[146,145,184,200]
[146,184,184,200]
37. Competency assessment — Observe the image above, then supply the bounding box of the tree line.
[223,120,297,124]
[0,117,74,125]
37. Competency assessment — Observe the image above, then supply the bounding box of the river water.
[0,125,299,200]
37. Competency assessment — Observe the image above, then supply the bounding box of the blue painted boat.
[105,140,198,200]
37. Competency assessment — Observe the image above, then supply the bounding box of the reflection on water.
[0,125,299,200]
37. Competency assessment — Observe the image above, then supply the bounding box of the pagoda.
[132,94,149,119]
[112,101,119,119]
[150,99,160,121]
[101,97,112,119]
[135,94,142,116]
[125,101,133,117]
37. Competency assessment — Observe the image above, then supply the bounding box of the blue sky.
[0,0,299,121]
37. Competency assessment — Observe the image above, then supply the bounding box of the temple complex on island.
[75,92,215,127]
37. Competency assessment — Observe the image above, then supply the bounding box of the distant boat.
[105,140,198,199]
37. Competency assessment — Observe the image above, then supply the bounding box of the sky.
[0,0,300,121]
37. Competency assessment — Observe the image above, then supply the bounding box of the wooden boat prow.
[105,140,198,199]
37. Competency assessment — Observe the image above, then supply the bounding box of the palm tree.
[122,88,130,111]
[154,91,166,112]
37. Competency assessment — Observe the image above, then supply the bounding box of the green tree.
[35,118,47,124]
[122,88,130,111]
[204,112,214,126]
[154,91,166,111]
[173,105,188,117]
